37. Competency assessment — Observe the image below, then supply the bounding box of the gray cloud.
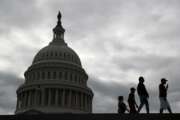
[0,0,180,114]
[0,71,23,114]
[0,0,44,29]
[88,76,134,113]
[113,55,177,72]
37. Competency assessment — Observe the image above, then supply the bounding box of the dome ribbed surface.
[32,44,82,66]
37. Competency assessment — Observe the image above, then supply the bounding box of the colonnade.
[26,70,86,85]
[17,88,92,112]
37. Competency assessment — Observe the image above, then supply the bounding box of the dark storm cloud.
[0,71,22,86]
[0,71,23,113]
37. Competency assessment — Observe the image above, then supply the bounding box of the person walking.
[118,96,129,113]
[159,78,172,113]
[137,76,149,113]
[128,87,138,113]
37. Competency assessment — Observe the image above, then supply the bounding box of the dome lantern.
[51,11,66,45]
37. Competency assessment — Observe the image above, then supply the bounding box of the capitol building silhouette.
[15,11,93,114]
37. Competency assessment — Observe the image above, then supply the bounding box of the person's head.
[130,87,136,93]
[118,96,124,102]
[139,76,144,83]
[161,78,168,84]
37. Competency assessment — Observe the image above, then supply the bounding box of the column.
[32,90,35,106]
[39,71,41,80]
[42,71,45,79]
[72,73,74,82]
[45,71,47,79]
[21,93,24,108]
[26,91,28,107]
[81,93,83,110]
[34,72,36,80]
[55,89,59,106]
[28,91,31,107]
[31,90,34,106]
[64,72,67,80]
[62,89,65,106]
[66,72,68,81]
[25,92,28,107]
[21,93,23,108]
[87,96,89,111]
[41,88,45,106]
[53,71,56,80]
[68,90,72,107]
[90,97,92,112]
[22,91,25,108]
[20,93,22,108]
[56,71,58,80]
[75,92,78,108]
[26,92,29,107]
[48,88,51,106]
[35,88,40,106]
[24,92,26,108]
[29,91,32,106]
[23,92,26,108]
[85,95,87,110]
[88,95,90,111]
[34,90,37,106]
[17,94,21,109]
[36,89,41,106]
[76,92,79,109]
[62,71,65,80]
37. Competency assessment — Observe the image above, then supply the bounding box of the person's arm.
[133,95,138,108]
[122,103,129,113]
[135,101,138,108]
[126,108,130,113]
[146,90,149,98]
[166,84,168,90]
[137,85,139,95]
[144,85,149,98]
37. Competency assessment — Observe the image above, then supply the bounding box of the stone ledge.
[0,114,180,120]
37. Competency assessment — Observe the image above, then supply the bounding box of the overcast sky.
[0,0,180,114]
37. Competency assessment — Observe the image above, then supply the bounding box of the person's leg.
[167,107,172,113]
[138,96,144,113]
[132,106,136,113]
[159,97,164,114]
[138,103,143,112]
[144,98,149,113]
[130,107,135,113]
[129,104,132,113]
[160,108,163,113]
[166,99,172,113]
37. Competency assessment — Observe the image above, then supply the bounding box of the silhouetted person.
[128,88,138,113]
[159,78,172,113]
[118,96,129,113]
[137,76,149,113]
